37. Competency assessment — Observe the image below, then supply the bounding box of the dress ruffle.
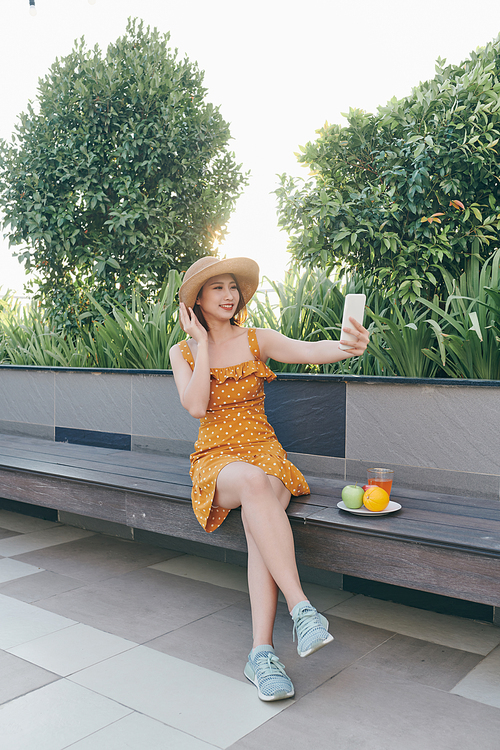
[210,360,276,384]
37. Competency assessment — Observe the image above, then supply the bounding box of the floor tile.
[2,504,499,750]
[14,534,177,582]
[0,678,131,750]
[0,526,95,557]
[8,623,137,676]
[229,664,500,750]
[150,554,249,591]
[147,600,396,697]
[150,554,353,612]
[357,633,483,690]
[0,557,43,583]
[145,598,254,679]
[326,594,500,654]
[0,528,21,540]
[0,509,60,534]
[35,568,248,642]
[70,645,291,749]
[66,712,218,750]
[0,570,84,602]
[301,582,354,612]
[452,644,500,708]
[0,650,58,704]
[0,593,76,649]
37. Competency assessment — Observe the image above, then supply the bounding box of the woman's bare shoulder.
[253,327,280,336]
[254,328,283,344]
[170,338,197,362]
[254,328,287,359]
[169,342,182,364]
[170,338,196,351]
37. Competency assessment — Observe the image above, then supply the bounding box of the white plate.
[337,500,402,516]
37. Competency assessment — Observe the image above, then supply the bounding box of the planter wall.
[0,365,499,500]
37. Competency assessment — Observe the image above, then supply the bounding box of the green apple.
[342,484,364,509]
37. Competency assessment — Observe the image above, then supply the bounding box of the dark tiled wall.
[55,427,131,451]
[265,379,346,457]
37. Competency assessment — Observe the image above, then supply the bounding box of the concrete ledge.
[0,419,54,441]
[346,459,500,502]
[131,435,193,458]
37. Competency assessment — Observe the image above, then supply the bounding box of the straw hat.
[179,256,260,312]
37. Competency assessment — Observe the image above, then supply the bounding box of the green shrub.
[0,19,247,331]
[275,37,500,302]
[81,270,186,369]
[420,249,500,379]
[0,294,89,367]
[1,257,497,379]
[0,270,186,369]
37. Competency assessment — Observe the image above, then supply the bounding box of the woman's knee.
[216,462,273,507]
[233,463,271,497]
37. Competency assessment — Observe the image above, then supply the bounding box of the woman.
[170,256,369,702]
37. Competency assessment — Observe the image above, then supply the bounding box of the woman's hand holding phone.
[338,294,368,353]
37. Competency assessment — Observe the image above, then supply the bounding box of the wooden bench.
[0,433,499,623]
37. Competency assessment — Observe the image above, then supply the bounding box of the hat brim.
[179,257,260,312]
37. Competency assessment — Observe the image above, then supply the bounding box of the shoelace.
[292,606,322,643]
[254,652,288,679]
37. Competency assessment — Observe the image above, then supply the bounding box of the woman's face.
[196,274,241,320]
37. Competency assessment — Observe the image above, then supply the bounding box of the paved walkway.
[1,507,500,749]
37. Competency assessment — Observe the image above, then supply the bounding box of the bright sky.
[2,0,500,296]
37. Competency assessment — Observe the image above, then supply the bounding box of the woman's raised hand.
[179,302,208,344]
[340,316,370,356]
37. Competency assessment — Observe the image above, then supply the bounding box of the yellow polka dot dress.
[178,329,310,533]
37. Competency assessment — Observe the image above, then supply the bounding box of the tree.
[0,19,247,328]
[275,36,500,302]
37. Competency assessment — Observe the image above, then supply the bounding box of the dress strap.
[178,339,195,370]
[247,328,262,361]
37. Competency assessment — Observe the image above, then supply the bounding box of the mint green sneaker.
[291,601,334,657]
[244,646,295,702]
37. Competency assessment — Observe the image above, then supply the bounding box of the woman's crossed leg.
[214,460,333,701]
[214,461,307,646]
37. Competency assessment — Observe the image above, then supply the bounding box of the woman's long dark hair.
[193,275,248,332]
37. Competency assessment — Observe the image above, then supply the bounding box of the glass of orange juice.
[367,468,394,497]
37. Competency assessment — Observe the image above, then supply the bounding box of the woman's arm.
[256,317,369,365]
[169,304,211,418]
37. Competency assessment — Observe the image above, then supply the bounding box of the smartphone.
[338,293,366,350]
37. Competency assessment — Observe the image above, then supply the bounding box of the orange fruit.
[363,485,390,512]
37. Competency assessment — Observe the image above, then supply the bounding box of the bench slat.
[305,506,500,554]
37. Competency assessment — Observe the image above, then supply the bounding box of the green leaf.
[468,311,483,341]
